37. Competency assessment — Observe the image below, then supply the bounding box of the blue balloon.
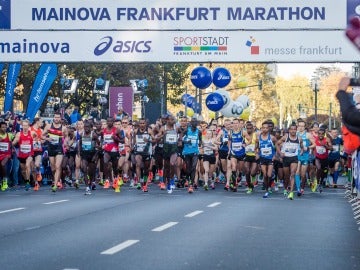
[181,94,191,105]
[191,102,201,114]
[190,66,212,89]
[206,92,225,112]
[181,94,195,107]
[212,67,231,88]
[186,96,196,107]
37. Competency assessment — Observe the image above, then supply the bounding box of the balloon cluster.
[182,66,251,119]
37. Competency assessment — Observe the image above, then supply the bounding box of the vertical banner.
[26,63,58,122]
[4,63,21,113]
[109,87,133,118]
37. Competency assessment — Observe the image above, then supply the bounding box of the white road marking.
[43,199,69,205]
[101,240,139,255]
[0,207,25,214]
[207,202,221,208]
[151,222,178,232]
[24,226,41,231]
[184,210,203,218]
[239,225,265,230]
[63,268,80,270]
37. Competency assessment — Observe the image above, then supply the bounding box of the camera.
[350,78,360,86]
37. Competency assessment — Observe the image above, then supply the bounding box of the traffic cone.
[103,179,110,189]
[34,182,40,191]
[114,178,120,193]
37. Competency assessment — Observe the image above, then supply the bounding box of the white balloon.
[236,95,250,108]
[220,101,244,117]
[215,88,231,109]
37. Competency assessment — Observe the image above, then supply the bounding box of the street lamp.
[311,79,319,122]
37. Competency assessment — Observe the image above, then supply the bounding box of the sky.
[276,63,354,79]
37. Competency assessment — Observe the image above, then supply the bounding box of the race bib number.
[103,134,113,144]
[245,144,255,153]
[20,144,31,153]
[82,141,93,151]
[165,134,177,144]
[49,134,60,145]
[261,147,272,156]
[333,145,340,152]
[0,142,9,152]
[204,149,213,155]
[316,146,326,154]
[33,141,42,151]
[118,143,125,151]
[232,142,242,151]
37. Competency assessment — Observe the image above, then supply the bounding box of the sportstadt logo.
[245,36,260,55]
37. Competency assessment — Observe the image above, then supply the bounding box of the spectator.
[336,77,360,136]
[70,106,81,125]
[63,108,72,124]
[114,105,129,121]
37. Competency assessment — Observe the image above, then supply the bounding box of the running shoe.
[142,185,148,192]
[91,182,96,190]
[263,192,269,198]
[246,188,253,194]
[224,185,229,191]
[170,179,175,190]
[193,184,198,190]
[25,182,30,191]
[74,180,80,189]
[51,185,57,193]
[301,189,305,195]
[36,172,42,182]
[288,192,294,200]
[311,181,317,193]
[283,189,288,197]
[184,180,189,187]
[1,179,8,191]
[210,183,215,190]
[85,187,91,195]
[297,189,302,197]
[167,187,173,194]
[204,184,209,191]
[129,179,135,188]
[188,186,194,193]
[98,179,104,186]
[333,184,337,188]
[136,183,141,190]
[160,182,166,190]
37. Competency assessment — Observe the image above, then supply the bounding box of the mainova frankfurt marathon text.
[31,6,325,21]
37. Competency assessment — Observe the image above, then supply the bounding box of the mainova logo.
[0,0,11,29]
[94,36,152,56]
[245,36,260,55]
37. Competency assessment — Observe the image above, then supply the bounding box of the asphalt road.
[0,180,359,270]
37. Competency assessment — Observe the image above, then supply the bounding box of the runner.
[313,128,333,193]
[296,119,315,195]
[276,123,304,200]
[328,127,343,188]
[181,117,202,193]
[79,121,100,195]
[158,115,181,193]
[12,119,34,191]
[0,121,13,191]
[227,118,245,192]
[256,121,277,198]
[243,121,258,194]
[132,118,154,192]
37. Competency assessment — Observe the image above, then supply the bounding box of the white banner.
[4,0,349,30]
[0,30,359,62]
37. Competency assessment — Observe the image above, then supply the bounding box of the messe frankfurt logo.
[0,0,11,29]
[245,36,259,55]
